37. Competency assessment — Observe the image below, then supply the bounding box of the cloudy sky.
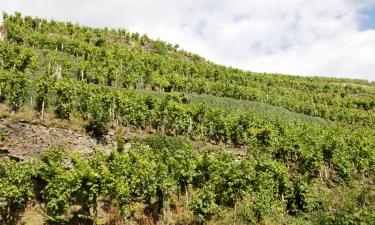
[1,0,375,81]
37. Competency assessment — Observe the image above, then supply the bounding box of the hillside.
[0,12,375,225]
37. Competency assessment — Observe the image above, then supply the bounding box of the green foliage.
[190,187,219,224]
[308,182,375,225]
[8,72,30,111]
[82,87,113,136]
[0,12,375,225]
[84,117,110,137]
[0,139,374,224]
[200,152,256,207]
[38,147,107,223]
[0,70,30,111]
[104,150,134,219]
[38,147,77,223]
[54,79,76,119]
[237,198,257,225]
[0,72,7,103]
[2,12,375,127]
[141,134,197,193]
[69,152,107,222]
[0,160,34,224]
[128,144,177,216]
[0,42,38,72]
[35,74,55,111]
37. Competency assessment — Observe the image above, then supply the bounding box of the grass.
[0,104,86,132]
[138,90,328,125]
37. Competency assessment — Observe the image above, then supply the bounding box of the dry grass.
[18,201,44,225]
[0,104,85,132]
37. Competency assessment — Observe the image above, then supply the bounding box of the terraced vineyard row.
[1,12,375,128]
[0,12,375,224]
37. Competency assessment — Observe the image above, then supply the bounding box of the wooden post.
[234,204,237,225]
[185,185,189,205]
[41,101,45,120]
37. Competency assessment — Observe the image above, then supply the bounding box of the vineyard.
[0,12,375,224]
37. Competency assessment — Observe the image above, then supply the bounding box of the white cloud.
[1,0,375,81]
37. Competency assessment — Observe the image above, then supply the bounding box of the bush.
[0,160,34,224]
[190,187,219,224]
[85,116,110,137]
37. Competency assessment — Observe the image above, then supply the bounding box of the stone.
[0,118,115,159]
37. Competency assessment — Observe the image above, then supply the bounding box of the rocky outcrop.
[0,118,117,160]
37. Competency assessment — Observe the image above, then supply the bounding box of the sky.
[1,0,375,81]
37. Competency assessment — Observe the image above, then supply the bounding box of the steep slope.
[0,12,374,225]
[1,12,375,128]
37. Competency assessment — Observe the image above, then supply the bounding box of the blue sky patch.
[360,6,375,30]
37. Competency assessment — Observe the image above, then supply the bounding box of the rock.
[124,142,132,151]
[0,118,115,159]
[108,129,115,136]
